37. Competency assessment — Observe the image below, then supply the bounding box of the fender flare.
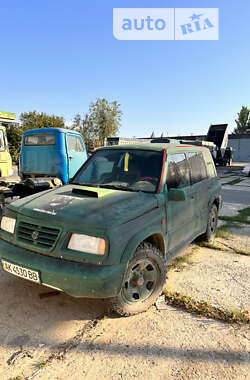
[120,227,166,264]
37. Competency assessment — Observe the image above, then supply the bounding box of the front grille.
[17,221,60,249]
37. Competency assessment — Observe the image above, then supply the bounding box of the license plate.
[1,260,40,284]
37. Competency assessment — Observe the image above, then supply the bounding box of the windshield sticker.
[124,152,129,172]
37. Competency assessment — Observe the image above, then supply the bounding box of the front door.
[66,134,88,179]
[165,153,196,253]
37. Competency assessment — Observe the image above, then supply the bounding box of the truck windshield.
[72,149,163,193]
[24,134,56,146]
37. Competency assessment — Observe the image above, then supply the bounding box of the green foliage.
[219,207,250,225]
[20,111,65,130]
[234,106,250,134]
[6,111,65,163]
[6,124,24,163]
[73,98,122,150]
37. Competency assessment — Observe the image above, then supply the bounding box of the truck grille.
[17,221,60,249]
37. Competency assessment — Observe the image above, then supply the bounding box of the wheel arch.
[120,229,166,264]
[213,197,221,210]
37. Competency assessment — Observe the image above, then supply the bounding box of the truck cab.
[19,128,88,184]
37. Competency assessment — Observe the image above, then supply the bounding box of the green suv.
[0,144,221,316]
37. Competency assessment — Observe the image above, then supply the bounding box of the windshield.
[72,149,163,193]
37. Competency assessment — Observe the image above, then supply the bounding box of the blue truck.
[0,128,88,209]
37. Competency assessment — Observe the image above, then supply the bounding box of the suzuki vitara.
[0,144,221,316]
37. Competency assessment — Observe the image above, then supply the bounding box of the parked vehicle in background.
[0,143,221,316]
[0,128,88,213]
[206,124,233,166]
[0,111,15,177]
[242,163,250,176]
[19,128,88,184]
[104,137,150,146]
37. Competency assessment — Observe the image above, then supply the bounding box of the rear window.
[186,151,208,184]
[24,134,56,146]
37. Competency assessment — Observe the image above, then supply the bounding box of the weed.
[167,247,200,271]
[163,289,249,324]
[216,228,232,239]
[219,207,250,225]
[36,360,48,369]
[234,248,250,256]
[199,241,226,251]
[223,178,244,186]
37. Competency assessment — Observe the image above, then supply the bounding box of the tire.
[202,204,218,242]
[108,243,166,316]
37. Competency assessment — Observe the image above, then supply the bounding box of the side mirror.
[168,188,186,202]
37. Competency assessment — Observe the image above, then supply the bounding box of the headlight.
[68,234,106,255]
[1,217,16,234]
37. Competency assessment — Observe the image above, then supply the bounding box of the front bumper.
[0,238,125,298]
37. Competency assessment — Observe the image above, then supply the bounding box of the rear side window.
[203,150,217,178]
[24,134,56,146]
[166,153,190,189]
[67,135,84,152]
[187,152,208,184]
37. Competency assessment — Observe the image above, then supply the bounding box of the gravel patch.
[166,248,250,312]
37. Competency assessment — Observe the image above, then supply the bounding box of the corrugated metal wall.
[228,138,250,162]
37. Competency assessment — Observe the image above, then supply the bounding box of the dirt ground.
[0,268,249,380]
[0,165,249,380]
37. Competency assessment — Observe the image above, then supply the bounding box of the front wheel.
[201,204,218,242]
[108,243,166,316]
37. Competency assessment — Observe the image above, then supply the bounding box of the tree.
[72,113,96,151]
[6,111,65,163]
[234,106,250,134]
[6,124,24,163]
[19,111,65,131]
[73,98,122,150]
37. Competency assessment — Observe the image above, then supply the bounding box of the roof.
[100,143,207,152]
[0,111,16,120]
[23,128,81,135]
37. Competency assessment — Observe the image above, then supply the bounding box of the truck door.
[165,153,196,253]
[66,134,88,179]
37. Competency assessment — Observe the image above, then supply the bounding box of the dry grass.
[199,241,226,251]
[163,289,249,324]
[167,247,200,272]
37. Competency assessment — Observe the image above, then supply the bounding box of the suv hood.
[8,185,158,229]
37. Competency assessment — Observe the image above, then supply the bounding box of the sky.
[1,0,250,137]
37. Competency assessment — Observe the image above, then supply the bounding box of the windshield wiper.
[99,184,139,192]
[71,182,100,188]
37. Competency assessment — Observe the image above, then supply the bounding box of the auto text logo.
[113,8,219,41]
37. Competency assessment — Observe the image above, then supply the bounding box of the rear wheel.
[108,243,166,316]
[202,204,218,242]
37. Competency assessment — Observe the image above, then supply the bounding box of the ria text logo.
[113,8,219,41]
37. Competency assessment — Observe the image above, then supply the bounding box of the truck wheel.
[108,243,166,316]
[202,204,218,242]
